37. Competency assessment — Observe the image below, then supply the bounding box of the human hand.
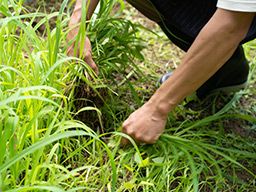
[67,25,98,74]
[122,102,168,145]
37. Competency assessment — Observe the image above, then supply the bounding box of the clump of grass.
[65,0,146,132]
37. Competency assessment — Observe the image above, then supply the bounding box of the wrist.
[148,86,180,117]
[146,97,174,119]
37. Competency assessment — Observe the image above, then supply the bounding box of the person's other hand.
[122,102,168,145]
[67,26,99,74]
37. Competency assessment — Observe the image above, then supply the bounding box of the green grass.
[0,0,256,191]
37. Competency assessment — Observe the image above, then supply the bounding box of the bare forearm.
[67,0,99,74]
[68,0,99,41]
[70,0,99,24]
[150,9,255,114]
